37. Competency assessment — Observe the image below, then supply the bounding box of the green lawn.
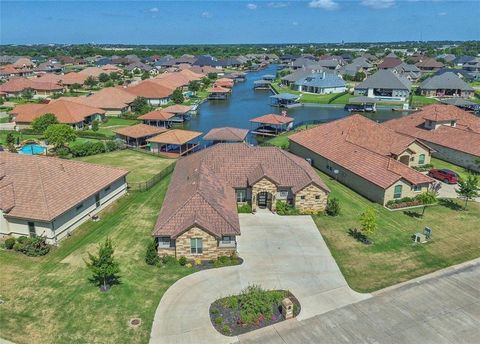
[313,170,480,292]
[0,130,42,145]
[97,117,139,137]
[76,149,174,184]
[0,116,10,124]
[410,95,439,107]
[0,176,193,344]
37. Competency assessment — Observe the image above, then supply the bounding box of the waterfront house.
[293,72,346,94]
[384,105,480,172]
[418,72,474,98]
[126,80,173,106]
[68,87,137,115]
[162,104,194,122]
[148,129,202,157]
[354,70,411,101]
[289,115,434,206]
[114,124,168,148]
[250,113,294,136]
[138,110,176,127]
[153,143,330,260]
[0,152,128,244]
[203,127,249,144]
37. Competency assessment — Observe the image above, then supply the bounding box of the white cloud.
[308,0,339,10]
[361,0,395,9]
[438,11,447,16]
[149,7,159,13]
[268,2,289,8]
[201,11,212,18]
[246,3,258,10]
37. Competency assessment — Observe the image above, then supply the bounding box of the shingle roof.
[203,127,249,142]
[383,105,480,157]
[0,77,63,93]
[419,72,474,91]
[355,69,411,91]
[113,123,168,139]
[148,129,202,145]
[378,57,403,69]
[294,73,345,89]
[0,152,127,222]
[415,58,444,69]
[153,143,329,238]
[289,115,434,189]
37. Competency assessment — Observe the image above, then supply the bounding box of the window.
[190,238,203,255]
[76,203,83,211]
[300,196,306,200]
[418,154,425,165]
[450,121,455,127]
[28,222,36,237]
[413,185,422,192]
[236,189,247,203]
[278,190,289,198]
[104,186,111,192]
[326,161,333,171]
[315,195,320,200]
[222,236,234,243]
[158,237,172,247]
[393,185,403,199]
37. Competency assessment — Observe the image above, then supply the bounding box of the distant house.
[384,105,480,172]
[0,77,63,98]
[280,67,325,87]
[126,80,173,106]
[0,152,128,244]
[289,115,434,206]
[418,72,474,98]
[68,87,137,115]
[378,57,403,69]
[153,143,330,260]
[290,57,316,70]
[354,69,411,101]
[11,99,105,129]
[392,63,422,81]
[453,55,475,67]
[415,58,444,72]
[293,72,346,94]
[463,58,480,72]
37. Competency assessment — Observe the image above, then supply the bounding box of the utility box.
[282,298,294,320]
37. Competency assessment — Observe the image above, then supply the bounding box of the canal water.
[184,64,409,143]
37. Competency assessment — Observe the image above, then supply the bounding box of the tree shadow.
[438,198,463,211]
[403,210,423,219]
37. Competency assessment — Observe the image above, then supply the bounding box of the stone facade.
[159,227,236,261]
[251,178,278,212]
[294,184,328,213]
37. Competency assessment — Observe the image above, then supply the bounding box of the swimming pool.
[18,144,47,155]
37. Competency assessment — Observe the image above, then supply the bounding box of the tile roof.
[126,80,174,99]
[0,152,127,222]
[0,77,63,93]
[76,87,137,110]
[153,143,329,238]
[203,127,249,142]
[148,129,202,145]
[113,123,168,139]
[138,110,176,121]
[60,72,88,86]
[77,66,106,78]
[12,99,105,124]
[208,85,230,93]
[289,116,434,189]
[383,105,480,157]
[250,113,294,125]
[162,104,192,114]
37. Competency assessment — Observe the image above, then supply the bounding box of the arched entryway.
[399,155,410,166]
[257,191,273,210]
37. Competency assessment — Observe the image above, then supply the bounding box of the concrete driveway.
[150,212,369,344]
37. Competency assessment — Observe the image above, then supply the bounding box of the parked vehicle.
[428,168,459,184]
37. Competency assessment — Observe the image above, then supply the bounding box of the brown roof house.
[153,143,330,260]
[289,115,435,206]
[126,80,174,106]
[0,152,128,243]
[148,129,202,157]
[384,105,480,172]
[114,124,168,148]
[203,127,249,143]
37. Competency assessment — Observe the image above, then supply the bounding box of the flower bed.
[385,192,437,210]
[210,285,300,336]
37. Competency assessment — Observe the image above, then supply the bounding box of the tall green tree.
[85,238,120,291]
[21,89,34,99]
[31,113,58,133]
[131,96,150,115]
[98,72,110,83]
[456,175,480,210]
[171,89,185,104]
[6,132,15,146]
[84,76,98,89]
[188,80,200,93]
[359,207,378,236]
[44,124,76,148]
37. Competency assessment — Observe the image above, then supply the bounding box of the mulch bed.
[209,291,300,337]
[193,257,243,271]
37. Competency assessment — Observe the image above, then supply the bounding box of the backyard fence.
[127,162,176,192]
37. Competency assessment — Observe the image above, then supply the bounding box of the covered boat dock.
[344,96,379,112]
[270,93,300,108]
[250,113,294,137]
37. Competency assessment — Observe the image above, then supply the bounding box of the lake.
[184,64,409,143]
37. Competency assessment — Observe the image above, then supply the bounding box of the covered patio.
[207,85,231,100]
[250,113,294,137]
[113,124,168,148]
[162,104,194,122]
[270,93,300,108]
[148,129,203,157]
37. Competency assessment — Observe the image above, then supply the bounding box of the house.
[77,87,137,115]
[453,55,475,67]
[280,67,326,87]
[415,58,444,72]
[0,152,128,244]
[293,72,346,94]
[114,124,168,148]
[125,80,173,106]
[290,57,316,70]
[463,58,480,72]
[153,143,330,260]
[289,115,434,206]
[392,63,422,81]
[378,56,403,69]
[0,77,63,98]
[138,110,176,127]
[11,99,105,129]
[354,69,411,101]
[0,64,34,80]
[384,105,480,172]
[60,72,88,87]
[203,127,249,144]
[418,72,474,98]
[148,129,202,157]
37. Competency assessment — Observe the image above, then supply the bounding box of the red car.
[428,169,459,184]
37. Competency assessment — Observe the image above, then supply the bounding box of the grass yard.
[75,149,174,184]
[410,95,439,107]
[0,176,193,344]
[97,117,139,137]
[0,130,42,145]
[313,170,480,293]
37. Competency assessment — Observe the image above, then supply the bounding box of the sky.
[1,0,479,44]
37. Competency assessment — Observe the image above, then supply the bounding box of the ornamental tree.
[32,113,58,133]
[44,124,76,148]
[85,238,120,292]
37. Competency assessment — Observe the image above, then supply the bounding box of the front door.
[257,192,272,209]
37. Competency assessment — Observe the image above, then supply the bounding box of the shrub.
[178,256,187,266]
[221,324,231,334]
[13,236,50,256]
[415,191,437,205]
[4,237,16,250]
[161,255,178,265]
[210,308,219,315]
[91,120,99,132]
[237,285,286,325]
[275,201,299,215]
[145,240,160,266]
[17,236,28,244]
[214,317,223,325]
[105,140,120,152]
[70,141,106,157]
[325,198,340,216]
[55,146,70,158]
[237,203,252,213]
[413,163,433,172]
